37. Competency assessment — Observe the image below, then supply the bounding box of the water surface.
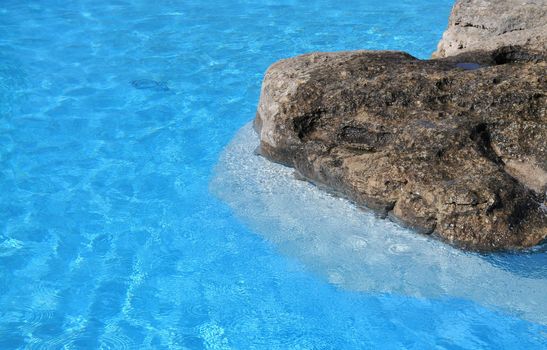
[1,0,546,349]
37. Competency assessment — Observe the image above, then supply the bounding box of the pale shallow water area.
[1,0,546,349]
[211,124,547,325]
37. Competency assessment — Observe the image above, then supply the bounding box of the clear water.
[0,0,545,349]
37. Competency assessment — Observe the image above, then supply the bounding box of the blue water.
[0,1,545,349]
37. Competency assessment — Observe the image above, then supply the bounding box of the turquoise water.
[0,0,545,349]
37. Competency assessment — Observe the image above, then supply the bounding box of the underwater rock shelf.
[254,45,546,251]
[211,123,547,324]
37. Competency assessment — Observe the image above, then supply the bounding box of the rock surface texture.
[433,0,547,58]
[254,49,547,251]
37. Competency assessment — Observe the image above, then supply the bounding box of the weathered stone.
[254,49,546,251]
[433,0,547,58]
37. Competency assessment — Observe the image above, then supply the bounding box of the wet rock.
[254,49,546,251]
[433,0,547,58]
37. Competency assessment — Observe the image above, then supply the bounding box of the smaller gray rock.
[433,0,547,58]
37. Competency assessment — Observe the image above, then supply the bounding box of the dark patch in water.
[482,242,547,279]
[456,62,481,70]
[131,79,170,91]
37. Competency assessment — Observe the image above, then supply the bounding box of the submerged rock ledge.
[211,123,547,324]
[254,48,546,251]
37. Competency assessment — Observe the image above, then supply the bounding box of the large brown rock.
[433,0,547,58]
[254,49,547,251]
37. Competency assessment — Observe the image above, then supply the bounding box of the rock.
[433,0,547,58]
[254,49,547,251]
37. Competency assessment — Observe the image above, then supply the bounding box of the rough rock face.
[254,49,547,251]
[433,0,547,58]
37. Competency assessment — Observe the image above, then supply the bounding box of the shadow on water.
[481,242,547,279]
[130,79,170,92]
